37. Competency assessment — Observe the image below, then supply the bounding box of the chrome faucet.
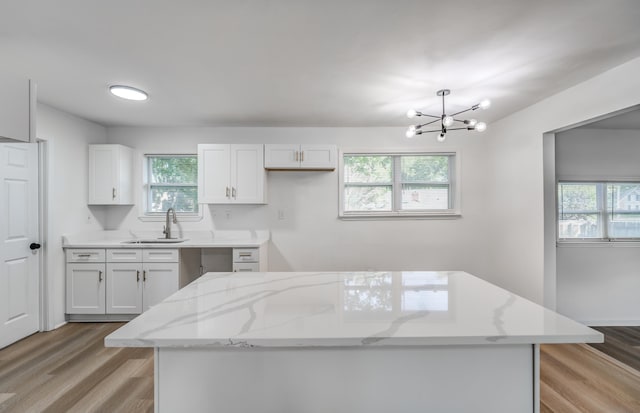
[163,208,177,239]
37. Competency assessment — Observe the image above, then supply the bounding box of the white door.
[231,144,265,203]
[66,263,106,314]
[0,143,39,348]
[106,263,142,314]
[143,263,179,311]
[198,144,231,203]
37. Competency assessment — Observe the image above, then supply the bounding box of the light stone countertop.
[105,271,603,348]
[62,230,269,249]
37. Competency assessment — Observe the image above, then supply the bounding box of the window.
[558,181,640,240]
[340,152,457,217]
[146,155,198,214]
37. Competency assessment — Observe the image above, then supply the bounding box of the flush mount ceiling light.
[406,89,490,142]
[109,85,148,101]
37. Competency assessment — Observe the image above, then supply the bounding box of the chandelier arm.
[452,118,469,124]
[449,107,474,117]
[419,113,441,119]
[418,128,445,134]
[446,127,474,131]
[417,119,440,128]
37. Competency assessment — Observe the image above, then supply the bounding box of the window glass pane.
[150,157,197,184]
[344,156,392,183]
[401,184,449,210]
[401,155,449,183]
[558,183,598,212]
[607,183,640,237]
[558,213,601,238]
[150,186,198,213]
[344,186,392,212]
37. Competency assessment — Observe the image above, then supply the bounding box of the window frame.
[139,154,203,222]
[557,180,640,242]
[338,149,461,219]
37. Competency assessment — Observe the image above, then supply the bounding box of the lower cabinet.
[66,248,179,317]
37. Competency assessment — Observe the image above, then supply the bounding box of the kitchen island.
[105,271,602,413]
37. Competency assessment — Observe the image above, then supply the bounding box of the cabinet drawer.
[233,262,260,272]
[107,249,142,263]
[233,248,259,262]
[66,249,106,263]
[143,249,179,263]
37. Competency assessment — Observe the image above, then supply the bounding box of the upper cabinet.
[0,73,35,143]
[198,144,266,204]
[264,144,336,170]
[88,144,134,205]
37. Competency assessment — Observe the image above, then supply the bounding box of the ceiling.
[2,0,640,127]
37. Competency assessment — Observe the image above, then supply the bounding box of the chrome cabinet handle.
[232,187,236,198]
[112,188,116,200]
[137,270,140,282]
[143,270,146,282]
[98,271,103,282]
[77,254,91,258]
[294,151,299,162]
[301,151,304,162]
[226,187,230,198]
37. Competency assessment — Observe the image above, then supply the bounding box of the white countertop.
[62,230,269,248]
[105,271,602,348]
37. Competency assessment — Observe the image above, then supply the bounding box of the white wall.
[37,103,107,329]
[555,127,640,324]
[485,56,640,305]
[106,127,493,276]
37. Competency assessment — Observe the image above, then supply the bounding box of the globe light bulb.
[443,116,454,127]
[475,122,487,132]
[437,133,446,142]
[467,119,477,127]
[479,99,491,110]
[406,126,416,138]
[407,109,418,118]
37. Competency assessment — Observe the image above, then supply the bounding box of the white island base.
[105,271,601,413]
[157,344,538,413]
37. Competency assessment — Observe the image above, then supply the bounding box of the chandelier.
[406,89,491,142]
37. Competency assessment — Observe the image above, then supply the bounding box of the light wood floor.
[0,323,153,413]
[1,323,639,412]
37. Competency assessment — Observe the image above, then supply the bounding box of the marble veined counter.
[105,271,602,348]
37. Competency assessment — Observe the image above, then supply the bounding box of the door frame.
[37,139,50,331]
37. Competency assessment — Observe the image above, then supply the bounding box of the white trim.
[338,148,461,219]
[37,139,50,331]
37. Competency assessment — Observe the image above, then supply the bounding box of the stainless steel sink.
[121,238,188,244]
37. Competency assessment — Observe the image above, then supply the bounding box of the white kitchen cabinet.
[66,263,106,314]
[0,73,35,143]
[143,262,180,311]
[66,248,179,319]
[198,144,266,204]
[106,263,143,314]
[232,246,267,272]
[264,144,336,170]
[88,144,134,205]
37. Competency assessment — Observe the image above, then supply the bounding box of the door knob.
[30,243,41,250]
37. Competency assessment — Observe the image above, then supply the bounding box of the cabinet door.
[198,144,231,203]
[88,145,118,204]
[231,144,265,204]
[299,145,337,170]
[264,144,300,169]
[143,263,179,311]
[0,74,31,142]
[66,263,106,314]
[106,263,143,314]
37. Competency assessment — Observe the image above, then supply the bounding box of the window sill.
[557,240,640,247]
[339,211,461,220]
[138,213,203,223]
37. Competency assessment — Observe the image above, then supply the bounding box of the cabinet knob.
[112,188,116,200]
[301,151,304,162]
[226,187,230,198]
[98,271,103,282]
[143,270,147,282]
[232,187,236,198]
[137,270,140,282]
